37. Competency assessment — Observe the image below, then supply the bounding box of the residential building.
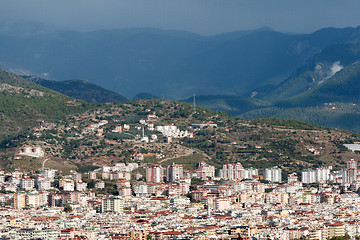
[146,165,163,183]
[263,166,282,182]
[166,163,183,182]
[101,197,123,213]
[196,162,215,179]
[219,163,244,180]
[20,178,35,190]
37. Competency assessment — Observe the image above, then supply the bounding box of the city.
[1,157,360,239]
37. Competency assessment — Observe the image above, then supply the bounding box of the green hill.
[259,43,360,103]
[284,61,360,106]
[0,69,90,142]
[0,71,358,173]
[27,77,128,103]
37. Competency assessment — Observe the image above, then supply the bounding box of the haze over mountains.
[2,21,360,131]
[1,21,360,99]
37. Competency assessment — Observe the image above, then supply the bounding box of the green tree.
[64,204,73,213]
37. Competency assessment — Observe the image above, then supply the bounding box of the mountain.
[183,95,269,116]
[26,77,128,103]
[133,92,160,100]
[258,43,360,102]
[0,69,89,142]
[1,21,360,99]
[187,42,360,132]
[0,68,359,173]
[284,61,360,107]
[0,90,359,174]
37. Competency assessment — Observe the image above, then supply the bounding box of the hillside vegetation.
[27,77,128,103]
[0,69,90,142]
[0,85,359,176]
[189,42,360,132]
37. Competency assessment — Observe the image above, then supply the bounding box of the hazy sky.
[1,0,360,35]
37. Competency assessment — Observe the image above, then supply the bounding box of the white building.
[196,162,215,179]
[166,163,184,182]
[219,163,244,180]
[146,165,163,183]
[101,197,123,213]
[95,181,105,189]
[0,174,5,183]
[302,169,316,184]
[214,197,231,210]
[41,169,56,182]
[263,166,282,183]
[70,171,82,182]
[244,168,258,179]
[118,187,132,197]
[76,181,87,192]
[315,167,330,183]
[20,178,35,190]
[18,146,45,158]
[155,125,192,138]
[134,182,148,197]
[63,180,75,191]
[37,180,51,191]
[170,196,190,206]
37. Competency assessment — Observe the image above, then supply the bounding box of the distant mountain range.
[3,21,360,131]
[183,42,360,132]
[1,21,360,99]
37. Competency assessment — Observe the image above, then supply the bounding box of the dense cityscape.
[1,154,360,239]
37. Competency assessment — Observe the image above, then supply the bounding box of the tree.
[64,204,73,213]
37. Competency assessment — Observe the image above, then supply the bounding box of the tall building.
[219,163,244,180]
[244,168,259,179]
[263,166,282,183]
[13,193,26,209]
[347,159,357,169]
[166,163,183,181]
[101,197,123,213]
[26,193,43,208]
[315,167,330,183]
[196,162,215,179]
[302,169,316,184]
[146,165,163,183]
[301,167,331,184]
[343,159,357,184]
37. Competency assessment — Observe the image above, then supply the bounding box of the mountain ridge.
[1,24,360,98]
[26,76,128,103]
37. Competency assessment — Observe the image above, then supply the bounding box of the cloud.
[0,0,360,35]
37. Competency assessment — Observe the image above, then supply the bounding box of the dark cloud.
[1,0,360,35]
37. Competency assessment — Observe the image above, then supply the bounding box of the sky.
[1,0,360,35]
